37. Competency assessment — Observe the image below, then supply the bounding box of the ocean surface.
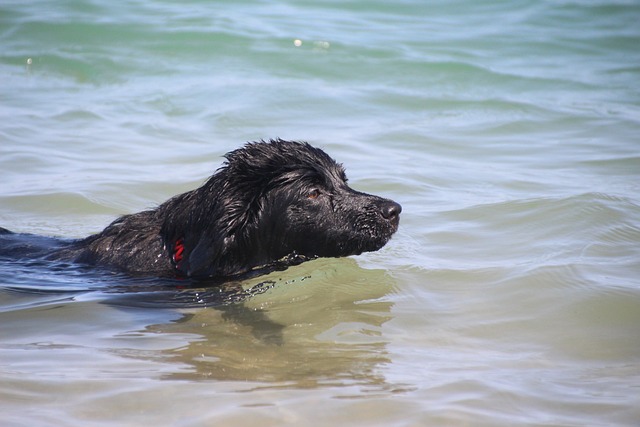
[1,0,639,425]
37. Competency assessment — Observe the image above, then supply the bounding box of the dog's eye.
[307,189,321,199]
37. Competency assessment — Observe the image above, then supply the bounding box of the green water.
[1,0,640,425]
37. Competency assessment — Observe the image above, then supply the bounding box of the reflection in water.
[1,255,402,393]
[143,258,396,388]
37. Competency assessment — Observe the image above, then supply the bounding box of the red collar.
[172,238,185,265]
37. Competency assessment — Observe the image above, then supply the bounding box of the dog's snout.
[380,200,402,222]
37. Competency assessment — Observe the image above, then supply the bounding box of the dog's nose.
[381,201,402,222]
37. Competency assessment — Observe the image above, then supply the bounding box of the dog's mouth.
[339,219,400,257]
[363,227,397,253]
[341,200,401,256]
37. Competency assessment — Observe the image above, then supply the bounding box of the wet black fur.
[1,139,401,279]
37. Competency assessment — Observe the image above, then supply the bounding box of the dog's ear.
[162,223,228,278]
[180,214,251,278]
[183,232,226,277]
[161,164,264,278]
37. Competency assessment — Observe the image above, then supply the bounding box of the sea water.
[1,0,639,425]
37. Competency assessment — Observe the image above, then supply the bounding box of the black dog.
[1,139,401,280]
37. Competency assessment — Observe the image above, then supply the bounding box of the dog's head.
[163,139,401,278]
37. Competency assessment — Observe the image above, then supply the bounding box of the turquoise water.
[1,0,640,425]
